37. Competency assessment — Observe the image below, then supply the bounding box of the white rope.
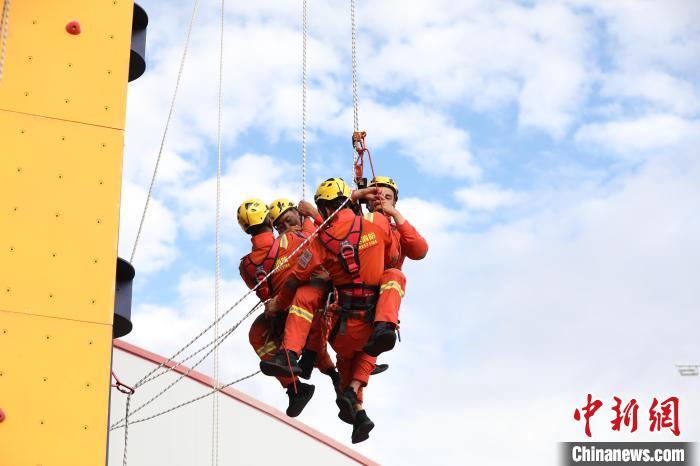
[111,301,263,429]
[301,0,308,199]
[350,0,359,133]
[0,0,10,82]
[111,371,259,431]
[350,0,360,185]
[122,394,131,466]
[212,0,225,464]
[130,0,201,263]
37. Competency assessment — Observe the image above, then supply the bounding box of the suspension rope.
[350,0,359,132]
[122,394,131,466]
[350,0,361,186]
[301,0,308,199]
[211,1,225,464]
[130,0,201,263]
[111,371,259,431]
[0,0,10,82]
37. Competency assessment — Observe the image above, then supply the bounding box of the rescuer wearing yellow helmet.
[236,198,318,418]
[266,177,398,444]
[266,197,342,389]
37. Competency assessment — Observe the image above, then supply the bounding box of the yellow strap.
[288,305,314,323]
[363,212,375,223]
[380,280,405,297]
[280,234,289,249]
[256,341,277,357]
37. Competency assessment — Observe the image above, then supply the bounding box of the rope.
[212,1,225,464]
[350,0,359,132]
[0,0,10,82]
[130,0,201,263]
[138,320,237,386]
[350,0,360,185]
[111,371,259,431]
[111,301,263,430]
[122,394,131,466]
[301,0,308,200]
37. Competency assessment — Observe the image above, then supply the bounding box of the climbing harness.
[318,214,378,341]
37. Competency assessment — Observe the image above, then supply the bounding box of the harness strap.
[241,236,283,300]
[318,215,363,292]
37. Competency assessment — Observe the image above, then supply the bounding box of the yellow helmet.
[369,176,399,199]
[237,198,270,232]
[269,198,296,224]
[314,177,351,202]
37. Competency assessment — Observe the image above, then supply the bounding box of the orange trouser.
[374,268,406,325]
[283,284,325,355]
[248,314,296,388]
[306,307,335,373]
[329,314,376,403]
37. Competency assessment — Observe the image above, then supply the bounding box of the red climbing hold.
[0,407,6,423]
[66,21,81,35]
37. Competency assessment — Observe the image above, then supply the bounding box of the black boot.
[260,349,302,377]
[336,387,359,425]
[286,382,315,417]
[362,322,397,357]
[298,349,318,380]
[351,409,375,444]
[371,363,389,375]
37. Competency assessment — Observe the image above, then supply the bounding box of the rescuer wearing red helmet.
[361,176,428,357]
[237,198,321,417]
[266,178,400,444]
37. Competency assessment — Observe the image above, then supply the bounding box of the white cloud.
[455,183,522,210]
[361,1,594,136]
[170,153,301,240]
[575,115,700,157]
[118,180,178,274]
[326,100,480,179]
[601,71,700,117]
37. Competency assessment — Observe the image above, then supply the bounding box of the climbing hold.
[65,21,81,35]
[0,408,5,423]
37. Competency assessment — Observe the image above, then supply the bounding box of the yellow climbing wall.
[0,1,134,464]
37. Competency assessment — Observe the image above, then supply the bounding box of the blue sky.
[118,1,700,464]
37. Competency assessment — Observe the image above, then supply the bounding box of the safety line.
[111,371,259,431]
[350,0,360,185]
[212,1,225,464]
[111,301,263,430]
[301,0,308,200]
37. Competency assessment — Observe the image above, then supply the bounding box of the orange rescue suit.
[276,209,397,401]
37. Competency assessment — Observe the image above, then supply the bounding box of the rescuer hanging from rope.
[267,198,341,391]
[237,199,318,417]
[265,178,400,444]
[361,176,429,356]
